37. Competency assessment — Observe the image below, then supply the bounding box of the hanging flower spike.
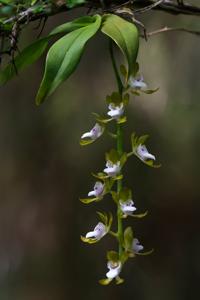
[107,103,124,120]
[88,181,104,198]
[132,238,144,254]
[104,160,121,177]
[80,123,104,145]
[106,260,122,280]
[129,75,147,90]
[119,199,137,217]
[136,144,156,161]
[81,222,107,244]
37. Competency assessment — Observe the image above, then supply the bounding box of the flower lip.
[106,261,122,279]
[136,144,155,161]
[107,103,124,119]
[85,222,107,240]
[88,181,104,197]
[129,75,147,90]
[103,161,121,177]
[132,238,144,253]
[81,123,103,140]
[119,199,137,216]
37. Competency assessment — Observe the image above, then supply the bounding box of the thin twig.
[143,26,200,37]
[2,1,200,28]
[36,16,48,38]
[134,0,165,14]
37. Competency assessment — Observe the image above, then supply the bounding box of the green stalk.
[117,123,123,256]
[109,40,124,257]
[109,40,123,94]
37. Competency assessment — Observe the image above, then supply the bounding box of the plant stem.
[109,40,123,95]
[109,39,124,257]
[117,123,123,256]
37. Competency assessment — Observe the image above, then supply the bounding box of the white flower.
[132,238,144,253]
[119,199,137,216]
[129,75,147,90]
[85,222,107,240]
[107,103,124,119]
[136,144,155,161]
[106,261,122,279]
[81,123,103,140]
[104,161,121,177]
[88,181,104,197]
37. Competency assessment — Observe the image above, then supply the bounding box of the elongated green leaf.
[0,38,48,84]
[36,15,101,104]
[101,14,139,79]
[0,16,98,84]
[50,16,98,36]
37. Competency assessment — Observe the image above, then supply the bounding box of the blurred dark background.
[0,5,200,300]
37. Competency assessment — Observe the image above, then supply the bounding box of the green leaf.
[79,197,99,204]
[106,149,120,163]
[131,211,148,218]
[36,15,101,104]
[80,235,99,244]
[105,178,115,191]
[115,276,124,285]
[101,14,139,79]
[108,212,113,230]
[124,226,134,252]
[92,172,108,180]
[138,134,149,145]
[106,92,122,105]
[92,172,122,181]
[120,252,129,263]
[117,116,127,124]
[131,90,140,96]
[131,132,161,168]
[50,16,97,36]
[119,187,132,202]
[114,174,123,180]
[111,191,118,203]
[95,211,112,230]
[142,87,159,94]
[92,112,112,124]
[107,250,119,262]
[107,131,117,139]
[79,139,96,146]
[120,64,127,77]
[99,278,112,285]
[133,62,139,77]
[0,16,98,85]
[120,153,127,167]
[143,160,161,169]
[67,0,85,8]
[123,93,130,105]
[97,211,108,225]
[137,248,154,256]
[0,39,48,85]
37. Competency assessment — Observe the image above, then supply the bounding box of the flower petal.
[137,144,155,161]
[81,132,93,139]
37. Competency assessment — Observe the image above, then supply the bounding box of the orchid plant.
[79,20,160,285]
[80,55,160,284]
[0,7,160,285]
